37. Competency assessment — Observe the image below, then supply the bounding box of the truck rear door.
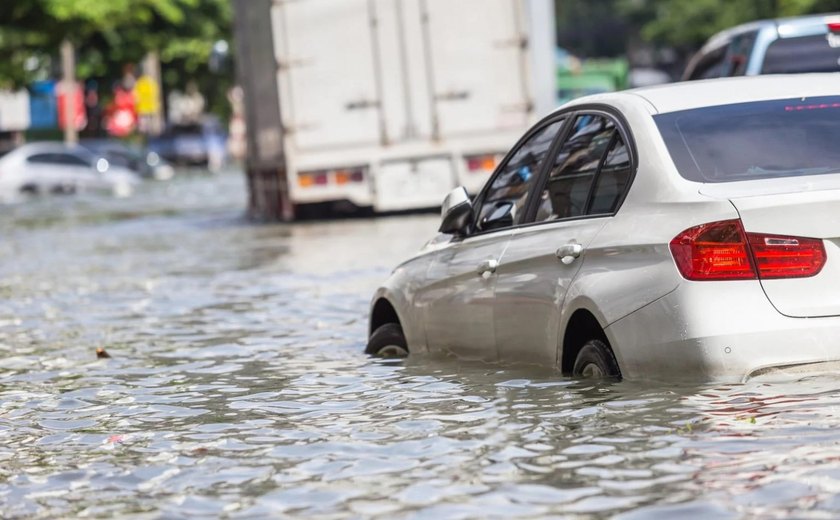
[421,0,532,138]
[273,0,384,151]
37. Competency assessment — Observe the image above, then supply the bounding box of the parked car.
[683,13,840,80]
[147,117,226,171]
[0,142,140,200]
[366,74,840,382]
[81,139,175,180]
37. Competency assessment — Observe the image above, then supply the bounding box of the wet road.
[2,171,840,518]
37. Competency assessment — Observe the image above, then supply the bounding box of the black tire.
[573,339,621,379]
[366,323,409,358]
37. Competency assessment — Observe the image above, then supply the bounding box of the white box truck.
[270,0,556,214]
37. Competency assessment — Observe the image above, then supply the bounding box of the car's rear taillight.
[670,220,755,280]
[465,154,500,174]
[298,167,365,188]
[669,219,826,281]
[747,233,826,279]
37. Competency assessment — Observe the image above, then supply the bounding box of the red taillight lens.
[670,220,755,280]
[747,233,826,279]
[670,219,826,281]
[828,21,840,34]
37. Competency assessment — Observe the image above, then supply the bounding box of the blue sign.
[29,80,57,129]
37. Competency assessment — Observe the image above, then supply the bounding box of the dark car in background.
[81,139,175,180]
[148,117,227,172]
[683,13,840,80]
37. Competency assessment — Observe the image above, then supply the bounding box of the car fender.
[368,261,429,353]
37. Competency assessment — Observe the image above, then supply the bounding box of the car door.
[494,112,635,365]
[418,118,565,361]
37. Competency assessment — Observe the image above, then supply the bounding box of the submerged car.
[367,74,840,382]
[684,12,840,80]
[147,118,227,171]
[0,142,140,201]
[81,139,175,180]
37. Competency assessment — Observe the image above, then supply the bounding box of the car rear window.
[761,34,840,74]
[655,96,840,183]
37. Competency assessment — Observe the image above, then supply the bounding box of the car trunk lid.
[701,179,840,317]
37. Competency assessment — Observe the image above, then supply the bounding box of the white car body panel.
[495,218,606,366]
[418,230,512,361]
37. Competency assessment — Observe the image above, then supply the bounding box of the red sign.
[56,81,86,131]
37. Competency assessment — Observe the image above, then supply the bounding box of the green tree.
[0,0,232,116]
[619,0,840,50]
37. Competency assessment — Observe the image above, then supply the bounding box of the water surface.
[2,172,840,518]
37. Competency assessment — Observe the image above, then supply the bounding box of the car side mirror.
[480,201,515,231]
[439,187,473,235]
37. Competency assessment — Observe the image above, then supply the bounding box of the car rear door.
[417,117,565,361]
[494,112,635,365]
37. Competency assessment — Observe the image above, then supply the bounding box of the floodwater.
[3,171,840,519]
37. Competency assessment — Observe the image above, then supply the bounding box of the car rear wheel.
[573,339,620,379]
[366,323,408,358]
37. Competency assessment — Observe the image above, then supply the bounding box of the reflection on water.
[2,171,840,518]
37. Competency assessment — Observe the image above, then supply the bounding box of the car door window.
[27,153,56,164]
[533,114,614,222]
[27,153,89,167]
[588,134,632,215]
[687,45,728,80]
[727,32,757,76]
[475,119,564,232]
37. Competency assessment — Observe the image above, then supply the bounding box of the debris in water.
[96,347,111,359]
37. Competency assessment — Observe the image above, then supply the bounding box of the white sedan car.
[0,142,140,202]
[367,74,840,382]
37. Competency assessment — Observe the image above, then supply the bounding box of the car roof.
[560,73,840,115]
[8,142,96,161]
[703,12,840,50]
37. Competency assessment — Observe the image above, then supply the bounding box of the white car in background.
[0,142,141,201]
[366,74,840,383]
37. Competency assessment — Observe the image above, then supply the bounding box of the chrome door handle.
[477,258,499,276]
[556,243,583,265]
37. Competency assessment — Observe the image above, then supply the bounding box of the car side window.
[726,32,757,76]
[687,45,728,80]
[588,134,632,215]
[27,153,54,164]
[533,114,614,222]
[27,153,88,167]
[475,119,564,232]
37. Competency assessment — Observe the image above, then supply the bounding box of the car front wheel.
[573,339,621,379]
[366,323,409,358]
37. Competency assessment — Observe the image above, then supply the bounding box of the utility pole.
[528,0,558,117]
[60,39,78,145]
[232,0,292,221]
[141,51,164,136]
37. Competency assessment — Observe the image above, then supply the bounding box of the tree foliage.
[0,0,232,90]
[618,0,840,49]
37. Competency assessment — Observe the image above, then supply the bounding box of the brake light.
[670,220,755,280]
[298,167,365,188]
[670,219,826,281]
[828,21,840,34]
[747,233,825,279]
[465,154,499,173]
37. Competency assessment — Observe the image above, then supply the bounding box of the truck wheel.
[366,323,408,358]
[573,339,621,379]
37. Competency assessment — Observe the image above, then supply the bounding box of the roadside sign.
[29,80,58,129]
[135,75,160,116]
[0,90,31,131]
[56,81,87,131]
